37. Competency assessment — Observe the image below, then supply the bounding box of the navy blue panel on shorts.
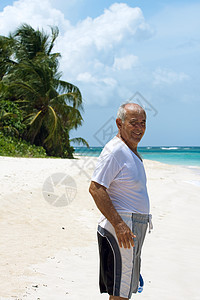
[97,226,122,296]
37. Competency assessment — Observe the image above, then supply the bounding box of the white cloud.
[56,3,153,104]
[78,4,146,50]
[59,3,152,60]
[77,72,117,87]
[113,55,139,70]
[77,72,96,83]
[153,68,189,85]
[0,0,70,35]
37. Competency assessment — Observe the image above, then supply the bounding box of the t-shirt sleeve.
[91,153,121,189]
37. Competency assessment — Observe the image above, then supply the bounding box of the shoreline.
[74,145,200,168]
[0,156,200,299]
[74,153,200,172]
[1,153,200,168]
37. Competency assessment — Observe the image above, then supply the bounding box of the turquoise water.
[74,146,200,167]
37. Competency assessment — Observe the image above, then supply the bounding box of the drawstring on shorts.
[148,214,153,233]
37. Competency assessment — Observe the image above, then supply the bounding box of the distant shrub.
[0,132,47,157]
[0,100,26,136]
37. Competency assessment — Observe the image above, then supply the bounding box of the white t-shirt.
[91,136,150,214]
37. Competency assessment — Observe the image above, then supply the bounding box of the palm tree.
[0,24,88,157]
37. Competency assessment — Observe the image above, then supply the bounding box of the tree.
[0,24,88,157]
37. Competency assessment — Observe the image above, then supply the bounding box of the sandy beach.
[0,156,200,300]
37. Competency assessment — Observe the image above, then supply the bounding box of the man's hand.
[114,221,136,249]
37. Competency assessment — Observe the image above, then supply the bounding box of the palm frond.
[70,137,89,148]
[25,110,45,143]
[47,26,59,55]
[10,80,40,98]
[29,110,42,125]
[44,105,58,143]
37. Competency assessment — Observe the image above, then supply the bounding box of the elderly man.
[89,103,152,300]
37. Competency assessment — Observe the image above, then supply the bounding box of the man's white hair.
[117,102,128,123]
[117,102,146,123]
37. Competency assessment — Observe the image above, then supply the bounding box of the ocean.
[74,146,200,167]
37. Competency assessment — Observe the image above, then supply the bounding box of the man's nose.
[135,123,142,130]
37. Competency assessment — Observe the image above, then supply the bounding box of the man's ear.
[116,118,122,129]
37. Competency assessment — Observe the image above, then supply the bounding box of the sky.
[0,0,200,147]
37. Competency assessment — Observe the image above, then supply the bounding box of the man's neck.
[116,134,142,161]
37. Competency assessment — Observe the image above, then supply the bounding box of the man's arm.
[89,181,136,249]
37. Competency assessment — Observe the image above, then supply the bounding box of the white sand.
[0,156,200,300]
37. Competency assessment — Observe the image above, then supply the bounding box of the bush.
[0,132,47,157]
[0,100,26,136]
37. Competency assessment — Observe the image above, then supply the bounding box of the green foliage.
[0,132,46,157]
[0,100,26,135]
[0,24,89,158]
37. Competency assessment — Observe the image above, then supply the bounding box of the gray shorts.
[97,213,149,299]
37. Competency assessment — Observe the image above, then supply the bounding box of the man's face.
[116,106,146,148]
